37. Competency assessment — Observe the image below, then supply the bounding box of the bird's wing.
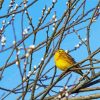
[64,52,90,80]
[61,52,76,65]
[66,53,76,63]
[65,53,84,74]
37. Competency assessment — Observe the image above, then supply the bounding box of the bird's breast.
[55,58,72,71]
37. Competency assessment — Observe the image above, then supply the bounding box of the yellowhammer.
[54,49,89,80]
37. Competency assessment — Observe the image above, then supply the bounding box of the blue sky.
[0,0,100,100]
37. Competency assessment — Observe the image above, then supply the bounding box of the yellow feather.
[54,49,90,80]
[54,49,74,71]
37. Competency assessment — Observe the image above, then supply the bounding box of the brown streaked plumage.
[54,49,89,80]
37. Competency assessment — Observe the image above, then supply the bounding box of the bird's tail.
[77,70,90,80]
[74,66,90,80]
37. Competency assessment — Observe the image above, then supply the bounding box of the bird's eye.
[59,50,61,52]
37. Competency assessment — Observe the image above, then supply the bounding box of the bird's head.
[54,49,65,57]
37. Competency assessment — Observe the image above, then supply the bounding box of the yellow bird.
[54,49,89,80]
[0,0,4,9]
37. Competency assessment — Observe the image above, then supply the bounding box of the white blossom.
[92,17,96,22]
[9,4,12,7]
[65,50,68,53]
[53,23,56,26]
[52,27,55,31]
[65,92,68,97]
[72,94,76,97]
[58,94,61,99]
[12,14,15,17]
[10,0,13,4]
[14,4,18,10]
[25,53,30,58]
[10,9,13,12]
[36,85,39,89]
[7,21,10,25]
[23,0,28,3]
[23,28,28,35]
[13,41,16,45]
[27,48,31,53]
[75,44,79,48]
[55,18,57,21]
[2,20,6,25]
[29,45,35,49]
[41,57,44,61]
[84,38,87,41]
[1,42,6,46]
[34,65,36,70]
[45,10,48,14]
[87,70,90,73]
[0,27,3,31]
[79,41,82,45]
[15,4,18,8]
[23,76,26,81]
[66,2,68,5]
[18,46,23,50]
[52,0,57,3]
[60,88,63,92]
[52,14,56,20]
[27,26,30,30]
[33,70,36,74]
[24,4,27,8]
[1,36,6,43]
[17,50,20,55]
[48,7,50,12]
[65,86,68,90]
[16,61,19,65]
[25,10,28,14]
[27,71,32,77]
